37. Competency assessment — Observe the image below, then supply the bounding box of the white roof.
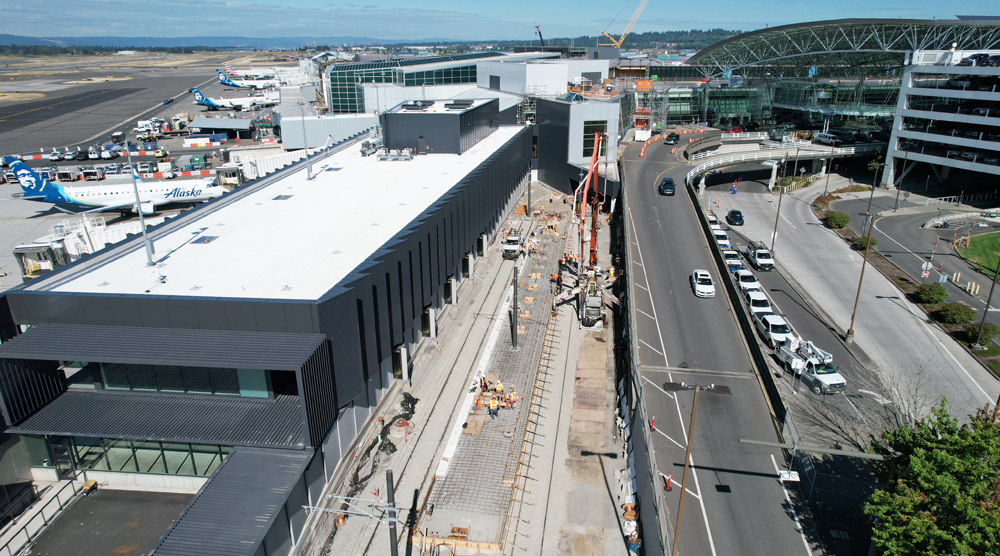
[38,127,523,300]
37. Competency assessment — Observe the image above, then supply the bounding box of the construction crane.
[600,0,650,48]
[534,23,545,48]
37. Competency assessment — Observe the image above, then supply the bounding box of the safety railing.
[721,132,770,141]
[685,146,857,185]
[0,476,83,556]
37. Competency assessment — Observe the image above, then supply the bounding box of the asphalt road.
[833,193,1000,331]
[625,140,816,556]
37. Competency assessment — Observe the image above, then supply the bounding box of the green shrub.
[914,284,948,304]
[935,302,976,325]
[824,211,851,229]
[851,236,878,250]
[963,322,999,345]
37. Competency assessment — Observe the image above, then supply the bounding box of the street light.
[299,101,313,180]
[972,253,1000,350]
[124,140,155,266]
[662,382,731,556]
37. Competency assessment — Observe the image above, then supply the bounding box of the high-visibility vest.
[511,392,517,403]
[496,382,503,393]
[490,397,498,409]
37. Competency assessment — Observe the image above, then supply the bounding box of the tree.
[865,402,1000,556]
[914,284,948,304]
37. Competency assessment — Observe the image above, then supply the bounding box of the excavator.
[600,0,651,48]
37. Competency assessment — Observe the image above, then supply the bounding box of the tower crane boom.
[600,0,650,48]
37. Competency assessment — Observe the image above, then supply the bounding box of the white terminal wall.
[566,101,621,166]
[361,84,523,114]
[477,61,568,96]
[279,114,377,149]
[43,126,524,300]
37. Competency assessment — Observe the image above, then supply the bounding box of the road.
[624,140,816,556]
[833,192,1000,331]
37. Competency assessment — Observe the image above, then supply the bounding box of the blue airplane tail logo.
[217,70,238,87]
[190,88,219,108]
[2,156,67,203]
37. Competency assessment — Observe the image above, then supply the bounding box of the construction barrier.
[184,141,223,148]
[141,170,216,179]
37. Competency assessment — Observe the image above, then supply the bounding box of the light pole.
[846,182,879,343]
[124,140,155,266]
[770,184,785,253]
[823,157,832,196]
[972,253,1000,350]
[663,382,731,556]
[299,101,313,180]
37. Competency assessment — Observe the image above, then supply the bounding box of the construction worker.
[551,273,559,293]
[489,395,499,419]
[557,273,563,293]
[495,380,504,395]
[510,390,517,409]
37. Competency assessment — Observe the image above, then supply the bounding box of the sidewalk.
[704,176,999,421]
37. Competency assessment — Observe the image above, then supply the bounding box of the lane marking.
[637,308,655,319]
[651,425,686,450]
[635,282,649,291]
[639,339,664,356]
[628,204,718,556]
[643,376,676,399]
[770,454,814,555]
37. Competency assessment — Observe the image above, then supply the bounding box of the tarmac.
[704,174,1000,421]
[296,183,630,556]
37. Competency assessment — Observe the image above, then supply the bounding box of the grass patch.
[832,184,871,194]
[986,359,1000,378]
[956,232,1000,278]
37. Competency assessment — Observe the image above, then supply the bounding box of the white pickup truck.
[741,240,775,271]
[776,339,847,395]
[502,230,523,260]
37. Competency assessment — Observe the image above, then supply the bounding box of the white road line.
[637,308,655,319]
[639,339,664,356]
[628,205,717,556]
[643,376,676,399]
[770,454,814,555]
[635,282,649,291]
[651,425,686,450]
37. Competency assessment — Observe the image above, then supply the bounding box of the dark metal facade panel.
[0,359,64,427]
[9,391,308,448]
[0,324,325,371]
[300,341,336,446]
[151,447,313,556]
[536,98,573,194]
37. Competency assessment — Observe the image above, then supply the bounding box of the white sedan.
[734,269,761,291]
[691,269,716,298]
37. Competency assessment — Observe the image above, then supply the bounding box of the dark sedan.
[726,209,744,226]
[658,178,676,196]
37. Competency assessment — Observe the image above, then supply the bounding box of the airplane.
[2,156,225,217]
[217,70,277,90]
[224,62,276,79]
[188,88,278,111]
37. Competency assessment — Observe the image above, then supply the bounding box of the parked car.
[154,148,169,158]
[744,290,773,317]
[73,151,89,161]
[691,269,716,298]
[47,150,63,162]
[713,230,732,250]
[733,268,761,292]
[658,178,676,196]
[754,313,793,349]
[726,210,744,226]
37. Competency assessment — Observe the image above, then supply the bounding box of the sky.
[1,0,997,41]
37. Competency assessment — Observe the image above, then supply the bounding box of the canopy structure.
[687,19,1000,78]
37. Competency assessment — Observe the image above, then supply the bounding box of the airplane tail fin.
[2,157,63,202]
[248,62,254,69]
[217,70,238,87]
[189,88,219,108]
[224,63,237,75]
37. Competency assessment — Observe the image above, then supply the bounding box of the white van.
[815,133,841,146]
[713,230,732,250]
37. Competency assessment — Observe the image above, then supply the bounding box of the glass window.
[163,443,195,475]
[133,441,166,474]
[583,121,608,157]
[191,444,224,476]
[104,439,137,472]
[238,369,269,398]
[73,437,109,470]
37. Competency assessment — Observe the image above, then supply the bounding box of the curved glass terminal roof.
[687,19,1000,77]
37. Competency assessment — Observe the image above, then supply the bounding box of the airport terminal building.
[0,110,530,555]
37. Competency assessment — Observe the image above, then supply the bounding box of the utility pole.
[972,254,1000,350]
[823,158,832,196]
[512,266,519,350]
[385,470,399,556]
[770,184,785,252]
[299,102,313,180]
[663,382,730,556]
[847,184,879,343]
[124,140,155,266]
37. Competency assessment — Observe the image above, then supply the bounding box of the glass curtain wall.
[99,363,271,398]
[32,436,231,477]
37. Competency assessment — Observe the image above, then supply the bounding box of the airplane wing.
[52,201,139,215]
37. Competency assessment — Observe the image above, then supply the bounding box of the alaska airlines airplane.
[2,157,225,216]
[188,88,278,111]
[224,62,276,79]
[217,70,277,90]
